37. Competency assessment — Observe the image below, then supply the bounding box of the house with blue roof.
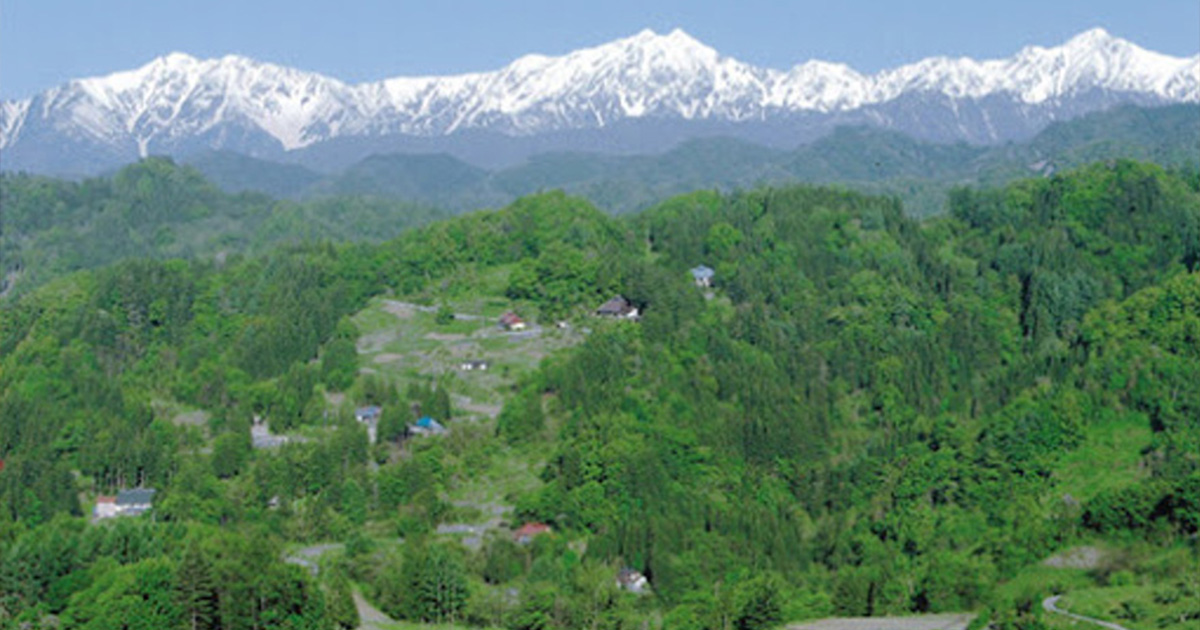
[410,417,448,436]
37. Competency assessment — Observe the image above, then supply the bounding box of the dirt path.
[353,589,396,630]
[438,499,512,550]
[1043,596,1133,630]
[283,543,344,576]
[453,394,503,419]
[788,613,974,630]
[382,299,487,322]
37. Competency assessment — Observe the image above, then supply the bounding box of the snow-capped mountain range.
[2,27,1197,174]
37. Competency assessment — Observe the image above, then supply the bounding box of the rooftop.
[115,488,156,506]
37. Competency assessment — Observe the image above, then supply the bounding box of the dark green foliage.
[497,385,546,444]
[211,432,250,479]
[733,574,784,630]
[481,535,527,585]
[319,321,360,392]
[400,542,469,624]
[325,571,360,630]
[177,542,219,630]
[0,156,449,298]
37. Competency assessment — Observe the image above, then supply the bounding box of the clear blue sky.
[2,0,1197,100]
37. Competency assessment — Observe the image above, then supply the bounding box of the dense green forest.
[1,159,1198,630]
[0,157,450,298]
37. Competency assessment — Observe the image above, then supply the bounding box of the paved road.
[788,613,974,630]
[1043,595,1133,630]
[353,589,396,630]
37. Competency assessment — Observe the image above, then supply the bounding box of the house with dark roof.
[595,295,639,319]
[94,488,156,520]
[116,489,156,516]
[690,265,715,287]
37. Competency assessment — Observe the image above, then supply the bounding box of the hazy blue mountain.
[183,150,324,199]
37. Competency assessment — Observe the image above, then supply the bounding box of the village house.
[499,312,527,331]
[116,488,156,517]
[458,359,490,372]
[616,568,650,594]
[93,496,119,520]
[409,416,448,436]
[513,522,552,544]
[690,265,715,288]
[94,488,157,520]
[355,405,382,423]
[595,295,639,319]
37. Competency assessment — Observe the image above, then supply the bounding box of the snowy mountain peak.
[2,27,1197,172]
[1066,27,1116,46]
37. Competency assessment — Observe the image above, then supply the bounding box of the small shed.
[410,417,448,436]
[690,265,715,287]
[617,568,650,594]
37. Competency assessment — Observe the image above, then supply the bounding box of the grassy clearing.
[1053,413,1152,503]
[351,290,584,410]
[1034,542,1200,630]
[348,281,585,537]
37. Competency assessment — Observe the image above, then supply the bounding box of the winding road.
[1043,596,1133,630]
[284,543,398,630]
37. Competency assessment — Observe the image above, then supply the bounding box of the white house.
[94,489,156,520]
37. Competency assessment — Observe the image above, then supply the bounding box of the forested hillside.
[1,161,1197,630]
[0,157,448,298]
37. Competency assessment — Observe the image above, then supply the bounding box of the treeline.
[1,518,331,629]
[0,157,448,297]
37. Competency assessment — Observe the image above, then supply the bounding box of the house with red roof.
[499,312,527,331]
[513,522,551,544]
[93,496,119,520]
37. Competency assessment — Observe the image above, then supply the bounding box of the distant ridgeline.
[180,103,1199,214]
[1,160,1198,629]
[3,104,1196,301]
